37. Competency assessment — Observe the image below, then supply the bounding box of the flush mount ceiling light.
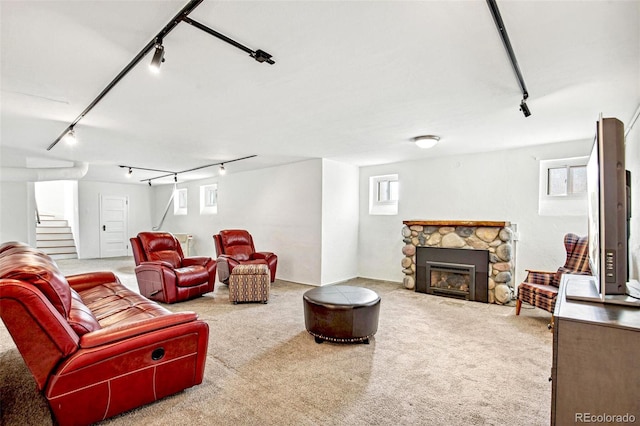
[413,135,440,149]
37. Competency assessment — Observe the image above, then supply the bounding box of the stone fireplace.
[402,220,515,304]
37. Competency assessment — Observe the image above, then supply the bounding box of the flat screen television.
[567,116,638,306]
[587,117,628,295]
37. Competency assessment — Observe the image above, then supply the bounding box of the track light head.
[63,126,77,145]
[127,167,133,178]
[252,49,274,65]
[149,42,165,73]
[148,181,152,187]
[174,174,178,183]
[219,164,227,175]
[520,99,531,118]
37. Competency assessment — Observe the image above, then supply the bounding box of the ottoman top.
[303,285,380,307]
[231,263,269,275]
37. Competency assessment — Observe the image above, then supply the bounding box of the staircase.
[36,215,78,260]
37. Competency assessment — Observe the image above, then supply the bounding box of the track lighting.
[520,99,531,118]
[63,126,77,145]
[47,1,276,151]
[149,41,165,73]
[119,155,255,184]
[251,49,275,65]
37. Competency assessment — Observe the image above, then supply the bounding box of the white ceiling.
[1,1,639,185]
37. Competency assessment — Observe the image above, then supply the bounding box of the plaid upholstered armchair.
[516,233,590,324]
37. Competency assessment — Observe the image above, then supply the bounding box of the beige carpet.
[0,257,553,425]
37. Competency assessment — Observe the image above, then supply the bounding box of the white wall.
[0,181,32,244]
[358,139,592,285]
[321,159,359,285]
[34,181,67,217]
[627,117,640,281]
[154,159,325,285]
[77,181,153,259]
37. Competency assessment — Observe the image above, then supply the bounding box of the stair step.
[40,246,78,255]
[49,253,78,260]
[37,226,72,234]
[37,239,76,248]
[37,220,69,227]
[37,232,74,241]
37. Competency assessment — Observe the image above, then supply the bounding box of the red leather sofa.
[130,232,217,304]
[213,229,278,283]
[0,242,209,425]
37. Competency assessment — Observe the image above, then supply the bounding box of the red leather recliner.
[130,232,217,304]
[0,241,209,426]
[213,229,278,284]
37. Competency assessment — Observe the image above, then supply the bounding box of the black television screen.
[586,117,628,295]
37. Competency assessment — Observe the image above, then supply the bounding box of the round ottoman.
[303,285,380,344]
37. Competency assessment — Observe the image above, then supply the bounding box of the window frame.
[173,188,188,215]
[369,174,399,215]
[200,183,218,215]
[538,156,588,216]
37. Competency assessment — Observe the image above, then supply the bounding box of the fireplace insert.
[416,247,489,303]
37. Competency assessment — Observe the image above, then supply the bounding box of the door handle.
[102,225,106,231]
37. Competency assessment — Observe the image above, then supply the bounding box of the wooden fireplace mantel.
[403,220,510,227]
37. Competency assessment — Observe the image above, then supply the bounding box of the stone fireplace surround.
[401,220,515,304]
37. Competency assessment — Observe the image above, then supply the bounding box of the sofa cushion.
[175,266,210,287]
[68,289,101,336]
[0,252,71,318]
[78,281,173,327]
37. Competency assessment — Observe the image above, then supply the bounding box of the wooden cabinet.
[551,274,640,425]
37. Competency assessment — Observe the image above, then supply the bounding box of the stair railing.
[35,202,41,225]
[152,183,177,231]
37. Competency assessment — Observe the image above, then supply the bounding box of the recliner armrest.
[252,252,274,260]
[137,260,175,270]
[79,311,199,348]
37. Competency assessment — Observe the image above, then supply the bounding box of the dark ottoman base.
[303,285,380,344]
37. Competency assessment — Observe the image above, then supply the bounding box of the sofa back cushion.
[137,232,182,268]
[0,244,71,318]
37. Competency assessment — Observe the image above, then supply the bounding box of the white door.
[99,195,129,257]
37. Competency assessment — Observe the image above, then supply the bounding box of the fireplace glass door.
[426,261,476,301]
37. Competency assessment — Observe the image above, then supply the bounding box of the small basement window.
[173,188,187,215]
[200,184,218,215]
[538,157,587,216]
[369,174,398,215]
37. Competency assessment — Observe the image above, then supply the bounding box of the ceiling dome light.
[413,135,440,149]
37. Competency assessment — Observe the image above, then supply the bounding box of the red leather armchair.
[0,241,209,425]
[213,229,278,283]
[130,232,217,304]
